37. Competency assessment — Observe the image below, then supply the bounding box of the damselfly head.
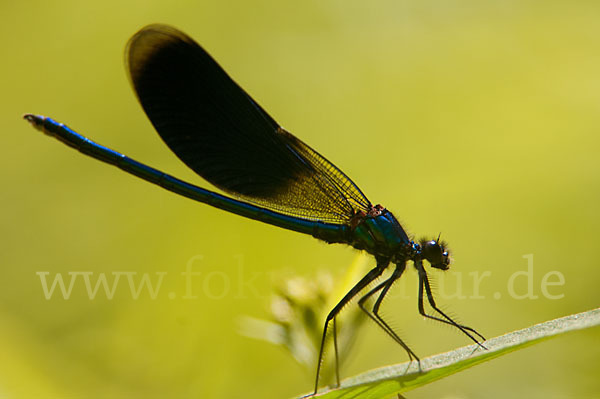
[420,238,451,270]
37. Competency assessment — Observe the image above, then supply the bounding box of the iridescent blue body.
[25,115,420,263]
[24,116,350,245]
[25,24,485,396]
[350,206,411,259]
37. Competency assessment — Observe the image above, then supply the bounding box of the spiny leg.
[416,273,486,340]
[313,260,388,395]
[358,277,414,358]
[358,264,419,362]
[332,317,340,386]
[416,259,486,347]
[371,265,420,362]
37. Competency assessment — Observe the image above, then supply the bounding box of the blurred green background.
[2,1,599,398]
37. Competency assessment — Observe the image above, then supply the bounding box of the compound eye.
[420,238,451,270]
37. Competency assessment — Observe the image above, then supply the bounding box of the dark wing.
[126,24,371,223]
